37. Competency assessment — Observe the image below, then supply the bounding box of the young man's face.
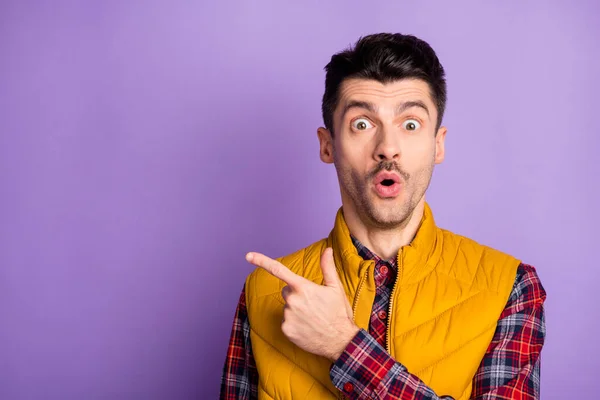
[318,78,447,229]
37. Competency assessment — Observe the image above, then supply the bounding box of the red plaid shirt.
[220,235,546,399]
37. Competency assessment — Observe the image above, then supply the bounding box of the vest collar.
[327,202,440,286]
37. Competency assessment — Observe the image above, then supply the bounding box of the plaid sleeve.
[330,329,454,399]
[219,284,259,400]
[330,264,546,400]
[471,263,546,399]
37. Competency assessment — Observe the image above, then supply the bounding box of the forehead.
[336,78,436,114]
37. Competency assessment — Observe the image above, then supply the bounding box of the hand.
[245,247,360,361]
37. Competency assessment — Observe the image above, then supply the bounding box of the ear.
[434,126,447,164]
[317,127,334,164]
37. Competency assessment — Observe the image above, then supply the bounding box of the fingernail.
[246,253,254,262]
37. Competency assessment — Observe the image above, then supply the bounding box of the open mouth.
[373,172,401,198]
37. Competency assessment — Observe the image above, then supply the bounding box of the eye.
[351,118,374,131]
[402,119,421,131]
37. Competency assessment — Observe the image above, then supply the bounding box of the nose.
[373,127,401,162]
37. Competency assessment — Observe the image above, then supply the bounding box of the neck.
[342,198,425,261]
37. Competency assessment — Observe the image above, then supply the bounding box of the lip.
[373,171,400,185]
[372,171,402,198]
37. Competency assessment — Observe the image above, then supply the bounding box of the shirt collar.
[350,234,398,268]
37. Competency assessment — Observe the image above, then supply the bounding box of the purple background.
[1,1,598,398]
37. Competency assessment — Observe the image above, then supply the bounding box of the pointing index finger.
[246,252,304,287]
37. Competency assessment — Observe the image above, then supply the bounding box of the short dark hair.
[321,33,447,135]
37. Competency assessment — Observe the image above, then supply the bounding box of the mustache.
[367,161,410,181]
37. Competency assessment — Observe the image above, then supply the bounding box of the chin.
[365,202,410,227]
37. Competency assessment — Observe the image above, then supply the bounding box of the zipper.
[386,250,402,354]
[351,264,371,319]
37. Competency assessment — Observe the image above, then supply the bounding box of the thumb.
[320,247,341,287]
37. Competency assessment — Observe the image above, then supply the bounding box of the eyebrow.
[397,100,430,117]
[341,99,430,119]
[341,100,377,118]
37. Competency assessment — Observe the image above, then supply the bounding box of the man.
[220,33,546,399]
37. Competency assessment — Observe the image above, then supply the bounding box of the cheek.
[336,142,369,170]
[412,136,436,154]
[403,140,436,170]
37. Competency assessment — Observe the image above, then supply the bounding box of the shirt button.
[380,265,389,275]
[378,310,387,320]
[343,382,354,393]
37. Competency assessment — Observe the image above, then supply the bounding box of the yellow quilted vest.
[246,203,519,399]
